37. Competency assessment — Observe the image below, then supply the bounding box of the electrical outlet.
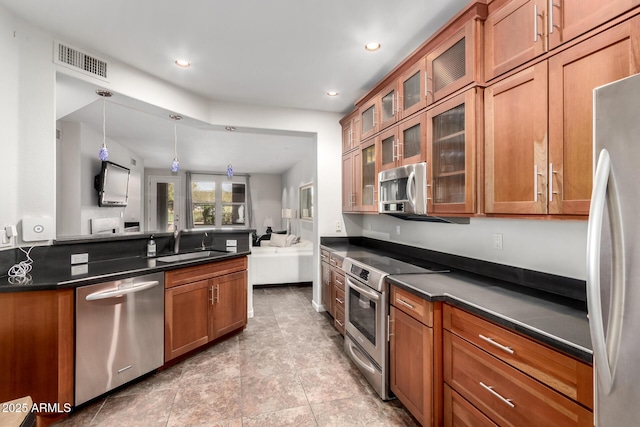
[492,233,503,250]
[226,239,237,247]
[71,253,89,264]
[335,221,342,232]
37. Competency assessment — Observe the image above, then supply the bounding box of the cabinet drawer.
[444,331,592,427]
[165,257,247,288]
[334,306,345,335]
[391,285,433,326]
[443,305,593,408]
[332,270,345,291]
[329,253,344,269]
[444,384,497,427]
[334,286,345,311]
[320,249,330,263]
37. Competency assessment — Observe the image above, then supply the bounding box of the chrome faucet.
[200,232,208,251]
[173,229,182,254]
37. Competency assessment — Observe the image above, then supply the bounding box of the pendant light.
[96,90,112,161]
[170,114,182,172]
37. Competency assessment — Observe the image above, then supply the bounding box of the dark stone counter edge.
[388,277,592,364]
[0,251,250,293]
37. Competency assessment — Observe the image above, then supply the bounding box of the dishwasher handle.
[85,280,161,301]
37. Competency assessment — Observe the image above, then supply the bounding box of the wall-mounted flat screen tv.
[94,161,130,207]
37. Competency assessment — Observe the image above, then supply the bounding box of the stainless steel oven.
[342,253,444,401]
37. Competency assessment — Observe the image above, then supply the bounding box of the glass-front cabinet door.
[427,20,478,104]
[341,111,360,153]
[398,58,427,119]
[360,139,378,212]
[379,81,399,131]
[359,97,379,141]
[398,113,426,166]
[378,126,399,172]
[427,88,480,214]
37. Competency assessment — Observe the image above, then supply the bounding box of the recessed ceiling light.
[326,91,339,97]
[175,59,190,68]
[365,42,381,52]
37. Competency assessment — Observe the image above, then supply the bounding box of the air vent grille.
[55,41,108,80]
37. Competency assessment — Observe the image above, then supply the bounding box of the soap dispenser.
[147,235,156,257]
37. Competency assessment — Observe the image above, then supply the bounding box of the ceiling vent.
[54,40,109,81]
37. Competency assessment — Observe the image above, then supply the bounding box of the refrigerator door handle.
[587,148,625,395]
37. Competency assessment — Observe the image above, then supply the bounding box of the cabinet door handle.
[335,297,344,305]
[479,334,515,354]
[480,382,515,408]
[549,162,559,201]
[209,285,215,305]
[215,284,220,303]
[336,319,344,327]
[549,0,560,34]
[396,298,415,310]
[335,279,343,286]
[534,165,543,202]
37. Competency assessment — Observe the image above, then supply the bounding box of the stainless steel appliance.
[587,73,640,426]
[342,253,445,400]
[75,272,165,405]
[378,162,427,215]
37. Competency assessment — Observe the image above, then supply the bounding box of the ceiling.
[2,0,469,173]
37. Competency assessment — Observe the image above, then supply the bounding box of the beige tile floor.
[55,284,418,426]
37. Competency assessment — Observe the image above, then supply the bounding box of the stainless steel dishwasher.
[75,272,164,405]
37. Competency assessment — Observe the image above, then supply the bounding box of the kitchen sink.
[156,250,226,263]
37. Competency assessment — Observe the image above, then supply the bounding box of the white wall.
[57,121,144,236]
[361,215,587,279]
[1,8,56,246]
[250,174,282,235]
[281,145,316,242]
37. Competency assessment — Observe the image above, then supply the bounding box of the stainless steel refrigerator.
[587,72,640,426]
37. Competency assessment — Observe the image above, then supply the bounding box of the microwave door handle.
[406,170,416,211]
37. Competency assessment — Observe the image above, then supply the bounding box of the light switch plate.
[226,239,237,247]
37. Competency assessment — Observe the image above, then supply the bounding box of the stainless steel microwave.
[378,162,427,215]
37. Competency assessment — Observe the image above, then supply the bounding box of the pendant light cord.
[174,123,178,159]
[102,99,107,148]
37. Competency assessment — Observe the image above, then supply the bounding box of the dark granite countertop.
[387,272,591,363]
[0,250,250,293]
[320,240,591,363]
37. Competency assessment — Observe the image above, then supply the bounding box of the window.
[190,174,247,228]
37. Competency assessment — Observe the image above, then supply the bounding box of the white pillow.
[285,234,300,246]
[269,233,288,247]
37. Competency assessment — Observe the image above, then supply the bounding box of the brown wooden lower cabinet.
[443,304,593,427]
[0,289,74,421]
[444,384,497,427]
[165,257,248,362]
[389,285,442,427]
[209,270,247,340]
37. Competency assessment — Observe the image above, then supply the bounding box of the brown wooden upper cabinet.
[343,139,377,213]
[360,139,379,212]
[379,81,400,131]
[427,19,482,103]
[379,114,426,172]
[427,88,481,215]
[359,96,379,141]
[340,111,360,153]
[398,58,428,119]
[485,0,640,81]
[485,62,548,215]
[486,15,640,215]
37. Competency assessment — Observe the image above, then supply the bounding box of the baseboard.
[312,299,326,313]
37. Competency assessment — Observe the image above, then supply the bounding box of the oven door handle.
[346,339,376,374]
[85,280,161,301]
[346,276,380,301]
